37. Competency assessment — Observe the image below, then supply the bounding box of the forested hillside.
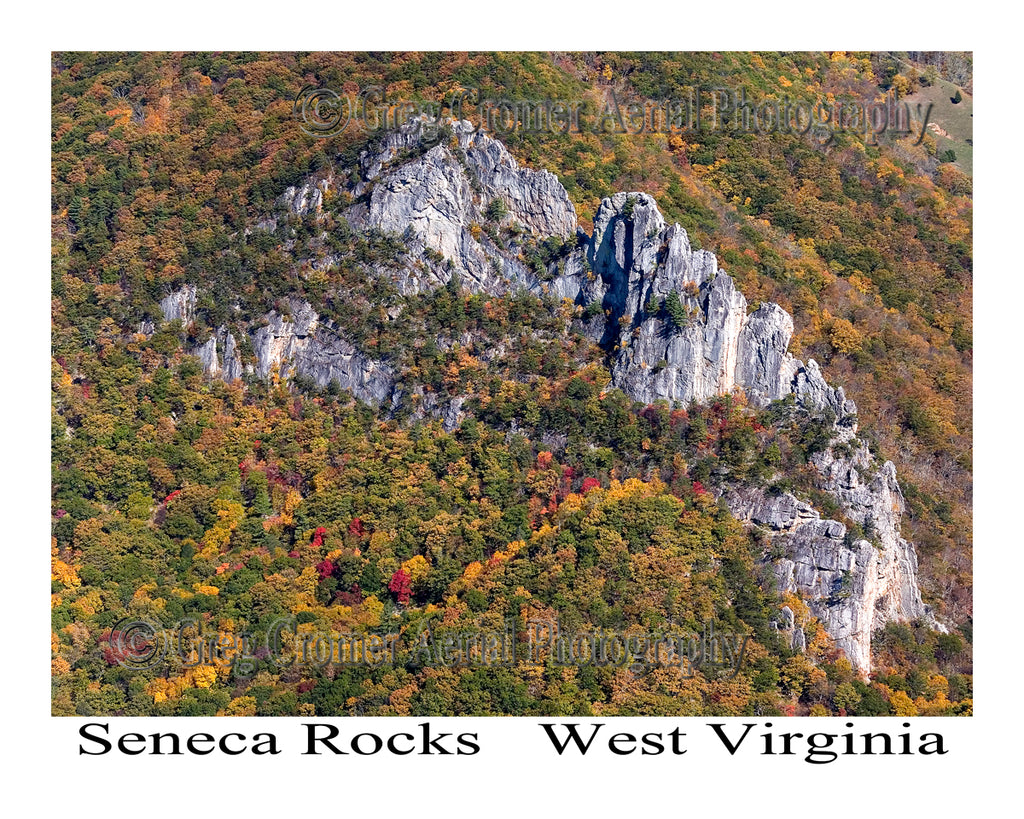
[51,52,972,717]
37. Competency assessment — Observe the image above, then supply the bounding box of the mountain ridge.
[153,117,938,672]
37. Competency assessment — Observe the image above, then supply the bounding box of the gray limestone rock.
[160,285,197,325]
[725,476,925,673]
[794,358,857,419]
[735,303,798,406]
[188,327,245,384]
[221,331,243,383]
[251,299,394,406]
[458,122,577,240]
[279,173,334,217]
[342,118,576,295]
[194,336,218,376]
[726,486,818,531]
[404,386,468,431]
[562,191,850,415]
[159,292,393,407]
[276,122,860,421]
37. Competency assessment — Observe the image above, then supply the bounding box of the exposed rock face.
[266,121,858,421]
[724,433,928,673]
[158,288,393,407]
[190,326,243,383]
[159,285,197,325]
[458,124,577,239]
[560,192,851,416]
[221,331,244,383]
[251,299,395,406]
[342,119,576,295]
[402,386,468,432]
[280,173,334,218]
[810,427,929,629]
[194,336,218,375]
[736,304,799,406]
[794,358,857,420]
[356,119,576,239]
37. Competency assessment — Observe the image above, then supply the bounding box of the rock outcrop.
[280,173,334,218]
[190,326,244,383]
[158,289,394,408]
[159,285,197,326]
[340,119,576,295]
[251,299,395,406]
[555,191,855,417]
[726,468,927,672]
[353,119,576,240]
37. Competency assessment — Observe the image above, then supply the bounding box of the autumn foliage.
[50,50,971,717]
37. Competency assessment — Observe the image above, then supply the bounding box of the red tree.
[388,569,412,604]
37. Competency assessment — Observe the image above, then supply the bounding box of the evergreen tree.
[664,290,687,330]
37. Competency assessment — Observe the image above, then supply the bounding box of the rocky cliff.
[158,296,394,407]
[156,117,931,673]
[725,443,928,673]
[340,119,577,295]
[571,191,845,413]
[330,121,856,419]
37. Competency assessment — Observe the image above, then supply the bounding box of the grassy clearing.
[905,77,973,175]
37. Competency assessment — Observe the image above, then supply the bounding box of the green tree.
[485,198,508,221]
[664,291,687,331]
